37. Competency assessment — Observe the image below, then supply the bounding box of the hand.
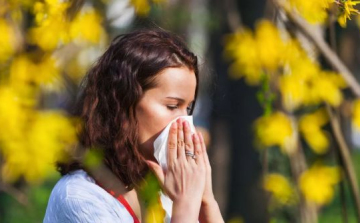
[146,119,206,214]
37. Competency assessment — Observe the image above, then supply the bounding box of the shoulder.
[51,169,101,199]
[44,170,133,223]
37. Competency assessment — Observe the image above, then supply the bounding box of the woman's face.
[135,66,196,161]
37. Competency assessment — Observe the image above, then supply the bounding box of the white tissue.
[153,115,196,172]
[153,115,196,223]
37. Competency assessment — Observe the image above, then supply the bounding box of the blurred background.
[1,0,360,222]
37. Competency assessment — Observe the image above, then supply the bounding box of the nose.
[179,108,189,116]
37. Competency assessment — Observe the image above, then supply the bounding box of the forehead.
[152,67,197,100]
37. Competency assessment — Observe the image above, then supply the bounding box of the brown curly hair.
[57,29,199,189]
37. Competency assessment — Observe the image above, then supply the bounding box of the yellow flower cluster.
[10,54,61,92]
[279,51,346,111]
[0,0,109,183]
[0,86,77,183]
[299,164,341,205]
[254,112,296,154]
[29,0,104,50]
[338,0,360,27]
[225,19,347,111]
[225,20,284,85]
[299,109,330,154]
[287,0,360,27]
[288,0,334,24]
[263,173,296,206]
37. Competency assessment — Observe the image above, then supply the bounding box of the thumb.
[146,160,165,185]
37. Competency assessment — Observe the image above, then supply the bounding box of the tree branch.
[326,104,360,223]
[274,0,360,97]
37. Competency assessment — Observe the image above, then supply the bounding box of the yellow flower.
[279,74,308,111]
[289,0,334,24]
[338,0,360,27]
[311,72,344,107]
[70,8,104,44]
[279,56,318,111]
[0,18,16,61]
[264,173,296,206]
[225,29,262,85]
[255,20,285,72]
[10,54,61,91]
[299,109,329,154]
[352,99,360,130]
[299,164,341,205]
[254,112,296,154]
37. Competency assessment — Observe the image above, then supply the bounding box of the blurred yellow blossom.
[280,50,346,111]
[288,0,334,24]
[255,20,285,72]
[0,86,28,141]
[338,0,360,27]
[225,28,262,85]
[69,8,104,44]
[1,111,77,183]
[10,54,61,91]
[299,109,329,154]
[225,20,288,85]
[279,73,309,111]
[254,112,296,154]
[0,18,16,61]
[264,173,296,206]
[130,0,151,15]
[145,201,166,223]
[352,99,360,130]
[29,0,70,50]
[311,72,345,106]
[129,0,166,16]
[299,164,341,205]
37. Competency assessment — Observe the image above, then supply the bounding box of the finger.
[167,121,178,165]
[177,118,185,160]
[199,132,210,166]
[192,133,204,165]
[183,121,194,161]
[146,160,165,186]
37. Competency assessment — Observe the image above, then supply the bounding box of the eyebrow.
[166,97,194,104]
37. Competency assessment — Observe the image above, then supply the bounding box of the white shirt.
[43,169,134,223]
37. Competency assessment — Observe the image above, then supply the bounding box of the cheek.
[137,104,174,142]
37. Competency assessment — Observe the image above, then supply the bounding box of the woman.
[44,29,224,223]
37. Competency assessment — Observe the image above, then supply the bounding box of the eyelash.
[167,105,192,112]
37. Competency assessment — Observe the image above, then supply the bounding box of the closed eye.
[167,105,178,110]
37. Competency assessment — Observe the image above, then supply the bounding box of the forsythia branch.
[274,0,360,97]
